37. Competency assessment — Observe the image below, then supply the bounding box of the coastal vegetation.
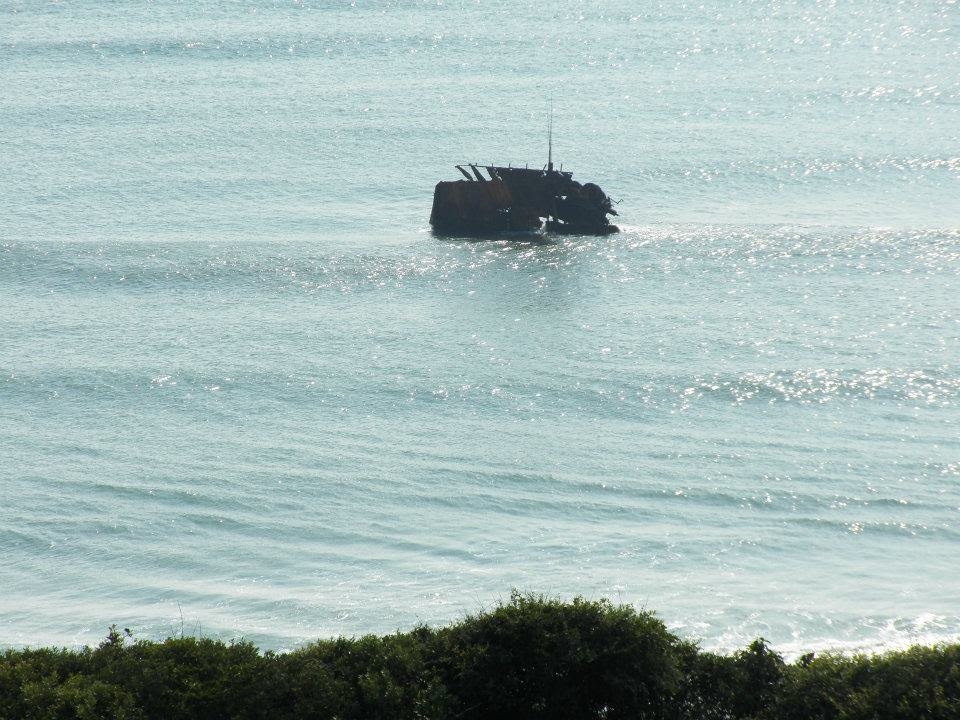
[2,593,957,719]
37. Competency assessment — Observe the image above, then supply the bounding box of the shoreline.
[4,613,956,662]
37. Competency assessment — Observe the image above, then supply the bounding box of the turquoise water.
[2,1,958,654]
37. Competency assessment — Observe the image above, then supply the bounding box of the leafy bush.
[1,596,957,720]
[434,592,682,719]
[773,644,960,720]
[282,630,449,720]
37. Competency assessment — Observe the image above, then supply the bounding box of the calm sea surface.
[2,0,958,654]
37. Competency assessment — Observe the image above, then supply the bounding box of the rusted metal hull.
[430,180,540,234]
[430,165,618,236]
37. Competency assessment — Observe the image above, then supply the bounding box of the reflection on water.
[3,224,958,653]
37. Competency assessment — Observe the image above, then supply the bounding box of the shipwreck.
[430,124,619,236]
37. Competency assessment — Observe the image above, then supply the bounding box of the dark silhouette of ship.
[430,114,619,236]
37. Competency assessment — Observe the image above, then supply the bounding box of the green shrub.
[284,630,449,720]
[20,673,138,720]
[774,644,960,720]
[434,592,684,719]
[1,597,958,720]
[673,644,741,719]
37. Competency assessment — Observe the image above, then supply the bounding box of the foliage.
[434,592,682,720]
[772,644,960,720]
[0,597,957,719]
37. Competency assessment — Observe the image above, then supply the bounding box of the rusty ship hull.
[430,164,618,237]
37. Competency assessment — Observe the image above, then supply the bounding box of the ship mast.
[547,98,554,172]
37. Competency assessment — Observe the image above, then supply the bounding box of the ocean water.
[1,0,958,655]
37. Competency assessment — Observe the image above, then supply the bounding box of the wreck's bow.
[430,164,619,236]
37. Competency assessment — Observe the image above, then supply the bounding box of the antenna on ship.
[547,97,554,172]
